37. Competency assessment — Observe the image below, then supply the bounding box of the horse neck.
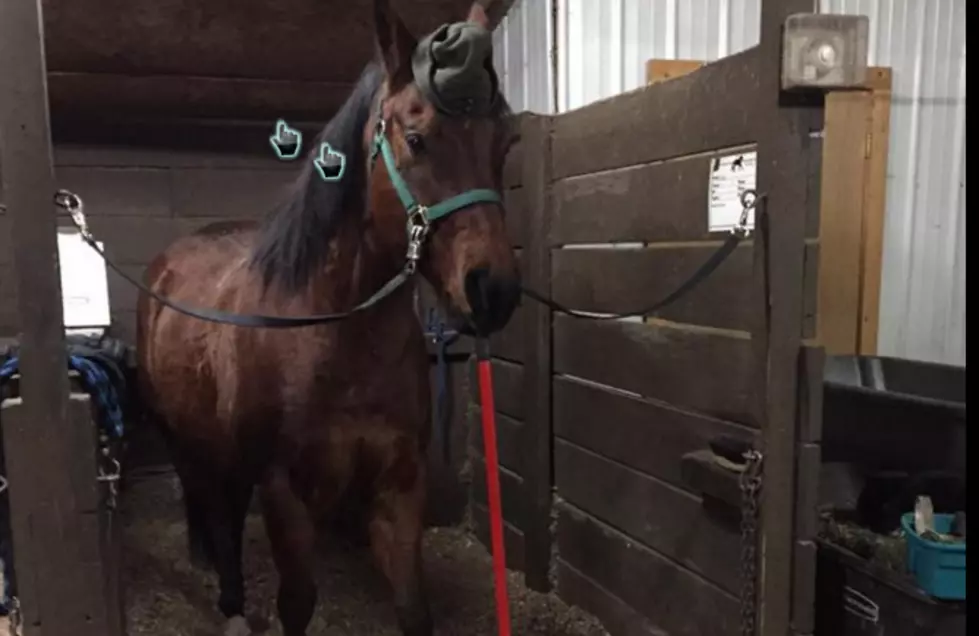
[305,195,413,318]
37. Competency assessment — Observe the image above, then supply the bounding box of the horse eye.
[405,132,426,155]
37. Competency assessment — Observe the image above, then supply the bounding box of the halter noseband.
[369,113,503,272]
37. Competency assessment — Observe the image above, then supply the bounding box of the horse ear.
[466,2,490,29]
[373,0,417,89]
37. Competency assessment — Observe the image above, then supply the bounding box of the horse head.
[368,0,521,336]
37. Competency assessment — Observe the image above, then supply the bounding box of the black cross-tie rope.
[43,189,763,328]
[520,190,764,320]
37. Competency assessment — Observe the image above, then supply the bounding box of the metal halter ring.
[732,189,760,238]
[55,189,93,241]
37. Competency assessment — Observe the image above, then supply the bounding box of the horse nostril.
[464,268,493,317]
[464,268,519,334]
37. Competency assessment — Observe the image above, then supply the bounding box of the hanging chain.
[96,432,122,511]
[739,449,764,636]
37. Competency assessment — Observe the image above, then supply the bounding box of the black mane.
[249,62,384,292]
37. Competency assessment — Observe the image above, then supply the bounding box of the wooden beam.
[858,67,892,355]
[645,59,704,84]
[519,113,555,592]
[754,3,822,636]
[817,90,872,354]
[816,66,891,356]
[0,0,119,633]
[47,72,354,123]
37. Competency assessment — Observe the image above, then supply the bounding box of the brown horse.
[135,2,520,634]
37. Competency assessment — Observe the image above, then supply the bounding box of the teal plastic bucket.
[900,512,966,600]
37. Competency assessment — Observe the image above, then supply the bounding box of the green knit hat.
[412,21,500,116]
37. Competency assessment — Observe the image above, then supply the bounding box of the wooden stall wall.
[467,10,827,630]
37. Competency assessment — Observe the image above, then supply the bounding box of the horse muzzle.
[462,267,521,336]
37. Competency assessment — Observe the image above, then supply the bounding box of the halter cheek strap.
[371,117,503,224]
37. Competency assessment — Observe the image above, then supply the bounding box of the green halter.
[372,120,501,222]
[370,116,502,271]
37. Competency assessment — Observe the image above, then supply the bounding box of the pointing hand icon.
[269,119,303,160]
[313,142,347,182]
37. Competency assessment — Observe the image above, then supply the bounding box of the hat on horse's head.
[412,19,500,116]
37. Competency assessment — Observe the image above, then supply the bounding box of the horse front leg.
[368,438,432,636]
[260,466,317,636]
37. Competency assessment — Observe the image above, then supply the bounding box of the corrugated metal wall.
[493,0,555,114]
[820,0,966,366]
[557,0,762,111]
[494,0,966,366]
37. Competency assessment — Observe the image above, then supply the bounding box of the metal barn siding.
[493,0,556,113]
[820,0,966,366]
[556,0,762,112]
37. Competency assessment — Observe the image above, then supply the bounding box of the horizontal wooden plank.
[471,502,526,572]
[86,216,220,264]
[42,0,463,83]
[556,561,665,636]
[473,358,524,421]
[55,166,171,217]
[552,242,819,336]
[550,148,750,245]
[473,411,525,476]
[554,377,757,491]
[555,440,742,594]
[553,315,754,425]
[106,264,148,314]
[471,459,526,531]
[556,503,739,636]
[170,168,297,218]
[551,47,761,179]
[51,119,325,158]
[54,145,297,170]
[49,72,353,122]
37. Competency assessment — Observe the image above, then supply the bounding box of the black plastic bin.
[815,539,966,636]
[822,355,966,473]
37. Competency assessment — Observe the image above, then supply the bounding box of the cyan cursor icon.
[313,142,347,182]
[269,119,303,160]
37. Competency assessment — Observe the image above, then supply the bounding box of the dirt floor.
[122,470,609,636]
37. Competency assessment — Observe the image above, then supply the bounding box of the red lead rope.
[476,339,512,636]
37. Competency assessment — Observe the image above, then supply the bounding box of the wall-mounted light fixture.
[782,13,870,91]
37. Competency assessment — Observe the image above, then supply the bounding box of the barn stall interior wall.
[494,0,967,367]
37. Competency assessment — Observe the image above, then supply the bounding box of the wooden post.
[0,1,121,634]
[817,68,892,355]
[519,113,554,592]
[857,68,892,355]
[753,2,823,636]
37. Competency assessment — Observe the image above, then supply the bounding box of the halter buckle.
[405,207,431,274]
